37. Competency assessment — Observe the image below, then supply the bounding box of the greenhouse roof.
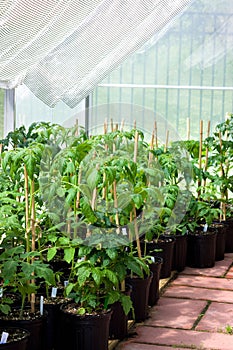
[0,0,192,107]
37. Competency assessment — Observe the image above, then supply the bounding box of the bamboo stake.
[133,207,141,259]
[113,180,120,233]
[75,119,79,137]
[24,166,30,253]
[30,179,36,313]
[164,130,169,153]
[219,131,226,221]
[104,119,108,134]
[120,119,125,132]
[76,167,82,210]
[187,118,190,141]
[133,120,136,129]
[148,130,155,165]
[134,130,139,163]
[110,118,114,132]
[203,120,211,189]
[197,120,203,198]
[154,121,158,149]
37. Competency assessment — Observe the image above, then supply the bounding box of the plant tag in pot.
[0,288,3,298]
[64,280,69,287]
[122,228,127,236]
[0,332,9,344]
[150,256,155,263]
[203,223,208,233]
[40,296,44,315]
[51,287,57,298]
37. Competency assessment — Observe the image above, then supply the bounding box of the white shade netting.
[0,0,192,107]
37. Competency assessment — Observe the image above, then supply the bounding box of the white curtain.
[0,0,192,107]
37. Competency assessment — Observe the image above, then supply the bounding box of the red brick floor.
[116,253,233,350]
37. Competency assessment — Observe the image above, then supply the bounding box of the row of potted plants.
[0,115,232,349]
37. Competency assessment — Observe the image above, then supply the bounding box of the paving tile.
[196,302,233,332]
[163,285,233,303]
[117,343,190,350]
[225,266,233,279]
[145,297,206,329]
[128,326,233,350]
[181,258,233,277]
[172,274,233,290]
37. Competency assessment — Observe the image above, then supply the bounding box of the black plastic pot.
[109,285,132,340]
[145,236,175,279]
[0,310,46,350]
[0,327,30,350]
[126,273,152,322]
[43,298,71,350]
[172,233,187,272]
[187,229,217,268]
[224,218,233,253]
[212,222,226,261]
[148,257,163,306]
[59,304,112,350]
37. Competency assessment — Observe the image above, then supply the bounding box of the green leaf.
[77,266,91,286]
[79,184,92,201]
[37,265,55,285]
[86,167,98,190]
[0,304,11,315]
[2,261,18,280]
[105,269,118,286]
[64,247,75,264]
[117,193,132,209]
[91,268,101,286]
[65,283,75,296]
[127,259,143,278]
[120,294,133,315]
[47,247,57,262]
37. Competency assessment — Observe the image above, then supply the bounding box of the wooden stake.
[110,118,114,132]
[154,121,158,148]
[113,180,120,232]
[203,120,211,188]
[197,120,203,198]
[164,130,169,152]
[75,119,79,136]
[134,130,139,163]
[133,207,141,259]
[219,131,226,221]
[120,119,125,132]
[104,119,108,134]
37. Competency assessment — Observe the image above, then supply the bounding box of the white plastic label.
[122,228,127,236]
[64,281,69,287]
[40,296,44,315]
[51,287,57,298]
[203,223,208,232]
[151,256,155,263]
[0,332,9,344]
[0,288,3,298]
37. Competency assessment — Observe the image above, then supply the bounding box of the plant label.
[122,228,127,236]
[64,281,69,287]
[51,287,57,298]
[40,296,44,315]
[0,332,9,344]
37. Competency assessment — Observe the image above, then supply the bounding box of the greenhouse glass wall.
[91,0,233,142]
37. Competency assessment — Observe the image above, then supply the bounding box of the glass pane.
[0,89,4,138]
[15,85,86,130]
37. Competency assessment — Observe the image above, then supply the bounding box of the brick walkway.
[116,253,233,350]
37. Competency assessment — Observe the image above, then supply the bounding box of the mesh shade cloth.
[0,0,192,107]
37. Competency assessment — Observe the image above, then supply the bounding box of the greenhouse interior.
[0,0,233,350]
